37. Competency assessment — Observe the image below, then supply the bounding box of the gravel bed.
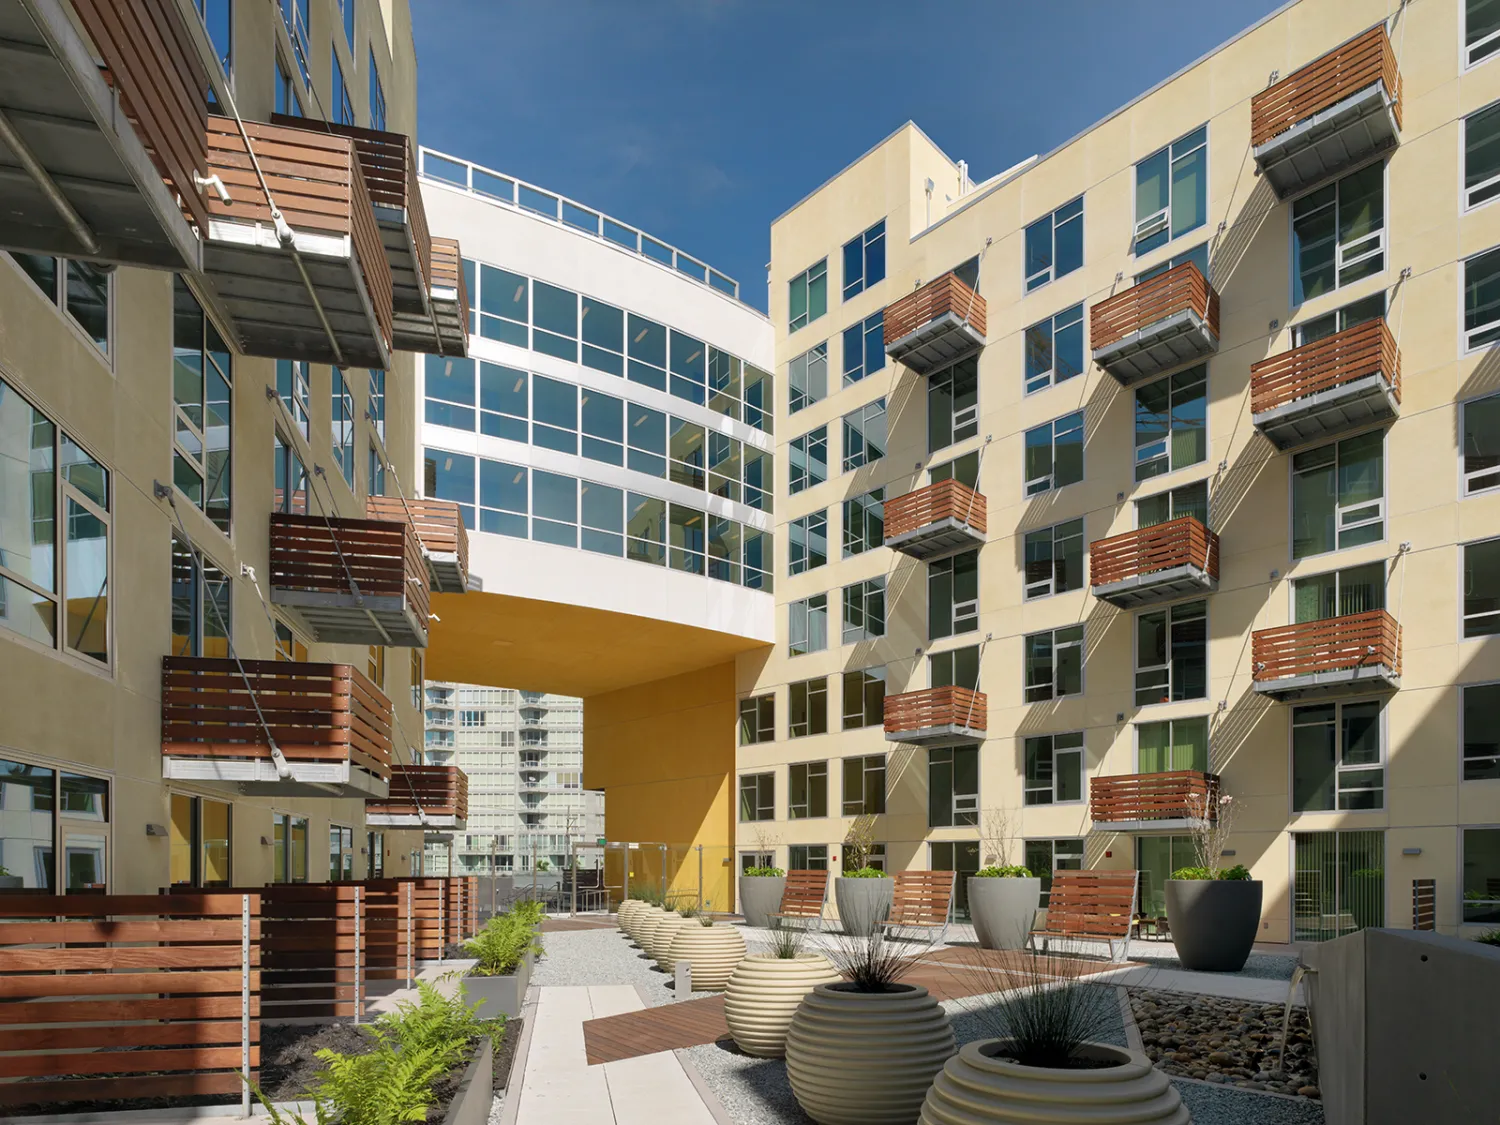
[1131,989,1319,1098]
[1126,945,1300,981]
[1173,1079,1326,1124]
[529,924,721,1004]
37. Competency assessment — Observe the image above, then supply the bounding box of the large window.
[332,368,356,489]
[1024,838,1084,907]
[172,278,231,532]
[1024,411,1084,495]
[1292,700,1384,811]
[1468,0,1500,67]
[277,360,310,439]
[1024,732,1084,805]
[841,755,886,815]
[193,0,232,80]
[929,747,978,828]
[739,773,774,822]
[1463,828,1500,923]
[842,220,886,299]
[1024,303,1083,394]
[843,312,885,385]
[842,668,885,729]
[788,343,827,413]
[789,510,828,574]
[1292,163,1385,304]
[9,253,110,356]
[1134,126,1207,255]
[789,844,828,871]
[789,427,827,494]
[1137,480,1208,528]
[272,812,310,883]
[1465,245,1500,350]
[1466,537,1500,638]
[1469,100,1500,211]
[1465,682,1500,781]
[1463,393,1500,495]
[169,794,231,888]
[930,645,980,690]
[1293,561,1385,623]
[0,379,111,664]
[1023,519,1084,599]
[789,258,828,331]
[368,50,385,129]
[1137,716,1208,773]
[1135,600,1207,706]
[842,399,886,472]
[1291,431,1384,558]
[843,489,884,557]
[842,577,886,643]
[1024,197,1084,291]
[1135,367,1206,481]
[929,357,979,451]
[1024,625,1083,702]
[332,47,354,125]
[789,761,828,819]
[789,593,828,655]
[789,677,829,737]
[0,761,109,891]
[931,450,979,489]
[1293,830,1383,942]
[929,549,978,640]
[170,537,231,658]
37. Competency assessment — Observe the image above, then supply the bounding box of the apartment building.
[0,0,461,893]
[737,0,1500,940]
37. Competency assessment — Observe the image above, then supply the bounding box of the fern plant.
[464,903,544,976]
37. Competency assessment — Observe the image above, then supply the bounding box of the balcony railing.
[1251,24,1402,199]
[366,496,470,593]
[883,479,987,562]
[161,656,392,798]
[882,272,987,374]
[884,686,986,747]
[1252,609,1402,699]
[1091,262,1220,384]
[201,116,394,368]
[268,513,430,648]
[1251,319,1401,449]
[1090,517,1219,609]
[1090,771,1220,833]
[367,765,469,829]
[427,236,470,355]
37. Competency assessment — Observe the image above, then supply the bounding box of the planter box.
[738,875,786,927]
[1166,879,1262,972]
[441,1035,493,1125]
[968,876,1041,951]
[834,876,893,937]
[465,949,533,1018]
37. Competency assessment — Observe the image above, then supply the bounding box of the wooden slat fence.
[254,883,365,1022]
[1412,878,1436,931]
[1092,261,1219,351]
[0,893,258,1112]
[1251,319,1400,414]
[445,876,479,946]
[366,495,470,577]
[1252,610,1402,683]
[368,764,469,821]
[1090,517,1219,587]
[270,512,431,624]
[882,271,987,344]
[431,236,468,304]
[884,686,987,737]
[1251,24,1402,147]
[365,877,446,961]
[1090,771,1220,825]
[884,479,987,540]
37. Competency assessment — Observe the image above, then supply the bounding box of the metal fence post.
[697,844,704,911]
[405,881,414,987]
[353,885,363,1024]
[438,881,446,960]
[240,893,251,1118]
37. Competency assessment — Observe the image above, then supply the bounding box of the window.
[1466,246,1500,350]
[1023,519,1084,600]
[788,343,827,413]
[931,450,980,490]
[367,645,385,688]
[170,538,231,658]
[842,755,886,815]
[669,329,706,405]
[929,747,978,828]
[843,220,886,299]
[1136,600,1207,706]
[1135,367,1206,481]
[10,252,111,357]
[668,502,705,574]
[368,369,385,442]
[338,0,354,45]
[1292,829,1384,941]
[169,794,232,888]
[790,761,828,818]
[172,278,231,531]
[668,418,706,491]
[709,432,741,501]
[744,365,773,434]
[1023,304,1083,395]
[1024,197,1084,291]
[424,354,474,431]
[929,357,978,451]
[930,645,980,690]
[621,311,665,390]
[272,813,309,883]
[1292,700,1383,811]
[843,489,884,557]
[842,578,885,643]
[532,375,577,454]
[1465,683,1500,780]
[368,50,386,130]
[746,526,774,593]
[476,457,525,538]
[1463,393,1500,494]
[1024,732,1084,805]
[274,620,307,662]
[1463,828,1500,923]
[790,678,829,737]
[281,0,310,85]
[329,824,355,881]
[274,363,310,447]
[929,549,978,640]
[844,843,886,874]
[789,844,828,871]
[789,511,828,574]
[789,593,828,655]
[1134,126,1207,254]
[578,294,625,376]
[789,258,828,331]
[739,773,774,822]
[1024,625,1083,702]
[1291,431,1384,557]
[744,446,772,512]
[1137,716,1209,774]
[0,378,112,663]
[1024,411,1084,495]
[789,427,827,494]
[1466,537,1500,638]
[842,668,885,729]
[332,47,354,126]
[0,761,110,891]
[410,650,421,709]
[842,399,887,471]
[1292,163,1385,304]
[1293,561,1386,625]
[1137,479,1208,528]
[531,282,579,363]
[1136,242,1210,285]
[842,312,885,386]
[332,369,355,489]
[367,831,384,878]
[193,0,232,80]
[1025,838,1084,905]
[1468,0,1500,67]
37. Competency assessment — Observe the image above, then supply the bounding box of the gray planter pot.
[968,876,1041,950]
[835,876,893,936]
[1165,879,1263,972]
[739,874,786,928]
[465,949,534,1018]
[441,1035,494,1125]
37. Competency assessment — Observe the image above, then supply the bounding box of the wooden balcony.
[426,236,470,355]
[1091,771,1220,834]
[1252,609,1401,700]
[1090,517,1219,609]
[1251,319,1400,450]
[268,513,429,648]
[1251,25,1402,199]
[883,271,987,375]
[200,116,393,368]
[1091,262,1220,385]
[366,765,469,831]
[883,479,987,562]
[884,686,986,747]
[161,656,392,798]
[366,495,470,593]
[0,0,204,269]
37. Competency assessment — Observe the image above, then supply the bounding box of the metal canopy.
[367,810,467,830]
[1092,564,1218,610]
[271,587,429,648]
[1092,817,1213,835]
[423,550,467,594]
[884,723,986,749]
[1093,309,1218,386]
[1253,372,1400,451]
[1254,82,1399,201]
[885,312,985,375]
[1254,664,1400,702]
[884,517,986,563]
[161,754,390,800]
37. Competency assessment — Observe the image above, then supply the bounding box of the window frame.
[789,509,828,575]
[1023,518,1085,600]
[1023,303,1084,395]
[1023,732,1085,806]
[1463,535,1500,639]
[1289,697,1387,813]
[928,549,979,640]
[789,258,828,332]
[788,677,829,738]
[789,592,828,656]
[842,488,884,558]
[841,577,886,644]
[7,253,113,361]
[1132,125,1208,255]
[841,398,887,472]
[1134,599,1208,707]
[928,746,979,828]
[1290,160,1388,305]
[171,277,233,533]
[842,311,886,386]
[1289,430,1387,559]
[1461,826,1500,924]
[928,356,979,452]
[1463,681,1500,782]
[1466,0,1500,70]
[1024,196,1084,292]
[738,772,775,822]
[842,219,886,300]
[841,754,887,816]
[842,667,886,730]
[1133,366,1207,482]
[789,426,828,494]
[1024,410,1085,496]
[1462,391,1500,496]
[788,760,828,819]
[1465,244,1500,352]
[1464,99,1500,211]
[1023,624,1084,703]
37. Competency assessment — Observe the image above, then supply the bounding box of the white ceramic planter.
[648,914,690,961]
[968,876,1042,951]
[786,982,956,1125]
[724,952,841,1057]
[617,900,641,934]
[663,923,746,987]
[739,875,787,927]
[919,1038,1189,1124]
[632,906,666,949]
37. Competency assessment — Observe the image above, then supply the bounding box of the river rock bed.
[1129,989,1320,1099]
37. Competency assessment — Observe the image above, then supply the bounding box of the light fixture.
[145,823,168,837]
[1402,847,1422,856]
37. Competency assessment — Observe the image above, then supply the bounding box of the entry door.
[930,841,979,920]
[60,823,108,891]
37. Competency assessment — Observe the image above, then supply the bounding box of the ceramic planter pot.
[617,900,641,934]
[621,902,645,941]
[724,952,840,1057]
[1165,879,1263,972]
[632,905,666,949]
[739,875,787,928]
[968,876,1041,951]
[663,922,746,987]
[834,876,893,936]
[647,914,690,962]
[919,1039,1188,1124]
[786,982,955,1125]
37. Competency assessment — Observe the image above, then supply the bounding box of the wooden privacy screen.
[431,237,469,305]
[369,764,470,820]
[1251,25,1402,147]
[1091,262,1219,351]
[365,877,447,961]
[883,271,987,344]
[1090,771,1220,825]
[1090,517,1219,587]
[253,883,366,1021]
[269,512,431,622]
[884,479,987,539]
[0,893,258,1110]
[884,686,988,735]
[1252,610,1402,682]
[446,876,479,947]
[1412,878,1436,931]
[1250,319,1401,414]
[366,496,470,574]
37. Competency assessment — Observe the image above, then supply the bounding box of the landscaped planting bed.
[1130,989,1319,1098]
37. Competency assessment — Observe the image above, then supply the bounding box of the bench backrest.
[1040,870,1138,938]
[776,869,829,917]
[888,870,955,926]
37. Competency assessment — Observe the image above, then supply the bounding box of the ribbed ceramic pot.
[622,902,648,942]
[617,900,641,934]
[786,982,956,1125]
[632,906,666,948]
[663,923,746,986]
[724,952,841,1057]
[919,1039,1189,1124]
[648,914,690,961]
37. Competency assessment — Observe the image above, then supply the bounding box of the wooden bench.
[1029,870,1138,962]
[768,869,829,931]
[880,870,956,945]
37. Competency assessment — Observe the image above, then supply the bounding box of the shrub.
[821,927,925,992]
[1473,928,1500,947]
[1171,866,1214,881]
[1173,864,1251,881]
[465,903,544,977]
[744,866,784,877]
[975,865,1033,879]
[841,866,886,879]
[768,919,806,959]
[1218,864,1252,881]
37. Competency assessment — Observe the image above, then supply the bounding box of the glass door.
[1293,830,1384,941]
[60,824,107,891]
[1136,835,1194,919]
[329,825,354,881]
[930,840,979,921]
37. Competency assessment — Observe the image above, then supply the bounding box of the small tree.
[1184,785,1236,877]
[842,815,877,873]
[978,806,1016,868]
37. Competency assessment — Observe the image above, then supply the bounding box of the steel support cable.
[959,634,991,733]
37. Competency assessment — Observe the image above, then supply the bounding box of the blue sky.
[413,0,1284,312]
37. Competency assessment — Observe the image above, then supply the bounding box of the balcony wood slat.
[884,479,987,541]
[1250,319,1400,415]
[368,765,470,821]
[884,686,987,737]
[1250,25,1402,148]
[1090,517,1219,587]
[367,495,469,591]
[883,273,987,343]
[269,513,430,639]
[1252,609,1402,684]
[1090,771,1220,826]
[1090,262,1219,353]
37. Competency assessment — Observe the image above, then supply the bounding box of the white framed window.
[843,220,886,300]
[841,755,886,815]
[789,760,828,817]
[1023,519,1084,599]
[1134,125,1207,255]
[842,399,886,472]
[1024,197,1083,291]
[928,747,979,828]
[929,550,978,640]
[842,489,883,558]
[275,360,310,439]
[1292,699,1384,811]
[1464,682,1500,782]
[1291,431,1385,558]
[1463,392,1500,495]
[1465,536,1500,638]
[332,368,356,489]
[1465,245,1500,351]
[1467,0,1500,68]
[1292,163,1386,304]
[1134,366,1206,481]
[789,258,828,331]
[789,510,828,575]
[789,427,828,494]
[1462,827,1500,924]
[172,278,232,532]
[1466,101,1500,209]
[739,773,774,822]
[842,312,885,385]
[1024,411,1084,496]
[1023,625,1083,702]
[1291,561,1386,624]
[1023,732,1084,805]
[928,357,979,451]
[1135,600,1207,706]
[842,668,885,729]
[8,252,111,358]
[789,681,829,739]
[789,593,828,656]
[1023,303,1084,394]
[170,536,232,658]
[841,577,885,644]
[1136,716,1208,773]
